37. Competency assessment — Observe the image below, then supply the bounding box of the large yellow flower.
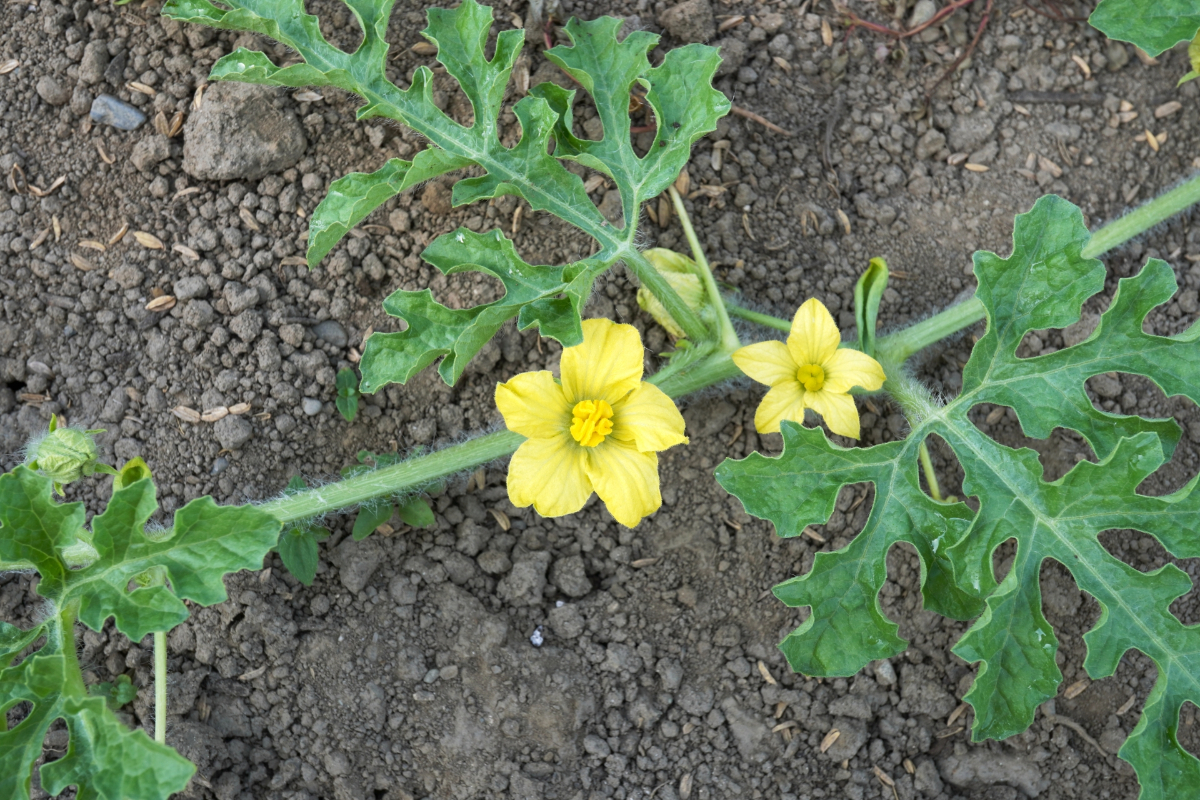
[495,319,688,527]
[733,298,886,439]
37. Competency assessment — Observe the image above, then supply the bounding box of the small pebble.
[89,94,146,131]
[210,456,229,476]
[530,626,545,647]
[302,397,322,416]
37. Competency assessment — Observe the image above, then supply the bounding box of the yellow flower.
[733,298,885,439]
[495,318,688,527]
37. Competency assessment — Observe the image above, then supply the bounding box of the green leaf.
[717,195,1200,798]
[1090,0,1200,57]
[0,465,280,799]
[853,257,888,358]
[277,525,321,585]
[352,501,394,541]
[336,368,360,423]
[162,0,729,386]
[361,228,598,389]
[397,496,435,528]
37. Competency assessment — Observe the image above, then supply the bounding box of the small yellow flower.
[495,318,688,527]
[733,298,886,439]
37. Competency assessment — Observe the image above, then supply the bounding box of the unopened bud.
[32,416,103,486]
[636,249,711,339]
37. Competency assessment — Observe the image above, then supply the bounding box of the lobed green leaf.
[0,465,280,799]
[718,195,1200,798]
[162,0,729,387]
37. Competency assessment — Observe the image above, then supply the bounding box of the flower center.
[570,399,614,447]
[797,364,825,392]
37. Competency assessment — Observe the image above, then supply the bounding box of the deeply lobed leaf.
[0,466,280,799]
[161,0,729,387]
[717,195,1200,798]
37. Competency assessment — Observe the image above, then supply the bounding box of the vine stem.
[256,175,1200,527]
[667,185,740,351]
[154,631,167,744]
[918,440,943,502]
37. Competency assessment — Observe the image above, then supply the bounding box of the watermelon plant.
[3,1,1200,798]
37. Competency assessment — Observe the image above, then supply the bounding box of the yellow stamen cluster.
[570,399,614,447]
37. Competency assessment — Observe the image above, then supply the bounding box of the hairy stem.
[154,631,167,744]
[877,296,986,363]
[667,186,740,351]
[621,245,712,342]
[727,302,793,333]
[1083,172,1200,258]
[58,606,85,698]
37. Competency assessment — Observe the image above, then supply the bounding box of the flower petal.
[753,380,806,433]
[560,318,644,405]
[805,389,862,439]
[507,435,592,517]
[611,383,689,453]
[732,340,797,387]
[821,347,887,394]
[585,439,661,527]
[495,370,571,438]
[787,298,841,367]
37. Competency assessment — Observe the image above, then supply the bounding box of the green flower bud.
[60,537,99,570]
[636,249,712,339]
[32,418,101,485]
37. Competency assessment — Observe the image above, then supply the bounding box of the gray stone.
[828,693,873,720]
[331,536,384,595]
[915,128,946,160]
[823,717,868,761]
[302,398,322,416]
[181,299,216,329]
[476,549,512,575]
[312,320,348,348]
[548,603,584,639]
[497,551,550,606]
[1106,41,1129,71]
[213,415,252,450]
[80,42,110,85]
[549,554,591,598]
[938,749,1048,797]
[913,758,944,796]
[678,684,715,716]
[714,37,747,77]
[900,663,957,718]
[721,698,771,759]
[948,113,995,153]
[173,276,209,301]
[909,0,937,27]
[90,94,146,131]
[183,82,306,181]
[36,76,69,106]
[131,136,170,172]
[658,0,715,43]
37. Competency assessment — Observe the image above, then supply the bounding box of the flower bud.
[636,249,712,339]
[32,418,102,486]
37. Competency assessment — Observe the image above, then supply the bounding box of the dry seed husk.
[133,231,164,249]
[168,111,185,137]
[819,729,840,753]
[293,90,323,102]
[229,402,252,415]
[79,240,106,252]
[154,110,169,136]
[173,244,200,261]
[412,41,438,55]
[108,223,129,245]
[279,255,308,267]
[52,216,61,241]
[30,228,50,249]
[488,508,511,530]
[0,59,18,75]
[128,81,156,96]
[239,206,261,231]
[70,254,96,271]
[145,295,176,312]
[201,406,229,423]
[172,406,201,423]
[96,141,115,164]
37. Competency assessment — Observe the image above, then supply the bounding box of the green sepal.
[1090,0,1200,58]
[853,257,888,358]
[88,674,138,711]
[718,194,1200,798]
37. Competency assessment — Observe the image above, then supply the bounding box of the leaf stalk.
[154,631,167,744]
[666,186,741,351]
